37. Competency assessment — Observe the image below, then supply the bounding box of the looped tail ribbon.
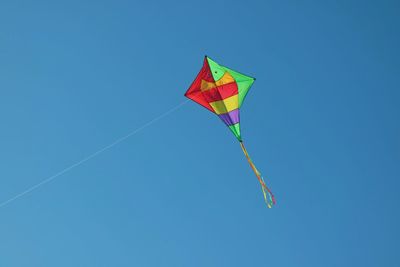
[240,141,276,208]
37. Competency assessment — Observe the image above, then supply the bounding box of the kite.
[184,56,276,208]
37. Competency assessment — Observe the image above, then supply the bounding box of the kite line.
[0,99,189,208]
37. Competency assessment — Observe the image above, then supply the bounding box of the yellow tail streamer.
[240,142,276,208]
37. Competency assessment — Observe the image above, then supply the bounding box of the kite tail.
[240,142,276,208]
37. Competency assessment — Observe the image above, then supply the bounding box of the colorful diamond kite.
[185,56,276,208]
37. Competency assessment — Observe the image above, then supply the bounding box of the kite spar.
[184,56,276,208]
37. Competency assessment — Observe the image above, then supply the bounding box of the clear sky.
[0,0,399,266]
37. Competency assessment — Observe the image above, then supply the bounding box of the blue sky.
[0,0,399,266]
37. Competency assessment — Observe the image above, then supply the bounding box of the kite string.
[240,142,276,208]
[0,99,189,209]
